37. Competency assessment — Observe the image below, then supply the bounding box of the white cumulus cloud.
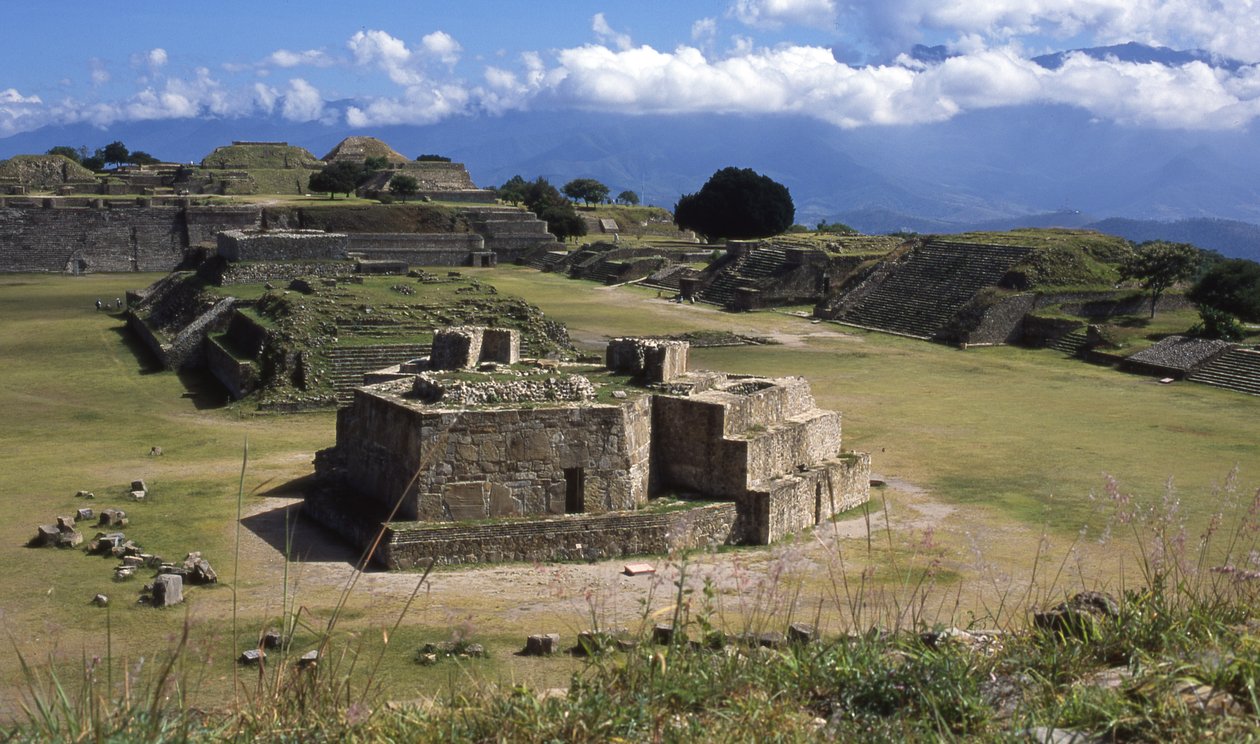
[422,31,462,66]
[266,49,333,68]
[842,0,1260,62]
[0,88,41,104]
[731,0,837,29]
[510,39,1260,130]
[281,78,326,121]
[593,13,633,51]
[345,83,470,127]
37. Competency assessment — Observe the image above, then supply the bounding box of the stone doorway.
[564,468,585,514]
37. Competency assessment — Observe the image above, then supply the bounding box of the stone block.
[787,623,817,644]
[442,482,487,520]
[524,633,560,656]
[76,508,94,522]
[150,574,183,607]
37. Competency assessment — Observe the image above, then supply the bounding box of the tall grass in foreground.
[7,465,1260,741]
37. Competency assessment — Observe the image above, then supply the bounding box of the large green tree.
[1118,241,1201,318]
[389,174,420,203]
[496,175,529,205]
[673,167,794,241]
[562,178,610,206]
[308,161,364,199]
[616,190,640,206]
[522,177,587,242]
[100,141,130,168]
[1187,258,1260,322]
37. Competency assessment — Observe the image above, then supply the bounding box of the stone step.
[1187,348,1260,395]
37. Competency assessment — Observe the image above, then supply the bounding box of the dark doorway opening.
[564,468,585,514]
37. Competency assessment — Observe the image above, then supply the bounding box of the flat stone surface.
[622,562,655,576]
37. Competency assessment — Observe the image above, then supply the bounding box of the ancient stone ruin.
[309,328,870,567]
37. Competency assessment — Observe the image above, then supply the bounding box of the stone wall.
[1021,315,1086,347]
[1034,290,1192,318]
[217,230,348,261]
[325,389,653,521]
[959,293,1039,345]
[346,232,486,265]
[0,203,260,273]
[205,260,353,286]
[378,502,737,568]
[746,453,870,544]
[0,205,182,272]
[205,336,259,399]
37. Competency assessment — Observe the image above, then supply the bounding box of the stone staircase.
[1187,348,1260,396]
[520,250,568,271]
[463,207,557,260]
[696,246,790,307]
[830,241,1031,339]
[328,344,430,400]
[1050,328,1090,356]
[639,265,697,293]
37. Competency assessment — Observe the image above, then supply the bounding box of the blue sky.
[4,0,1260,138]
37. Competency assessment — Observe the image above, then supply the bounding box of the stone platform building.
[310,331,869,567]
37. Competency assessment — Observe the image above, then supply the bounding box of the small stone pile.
[32,515,83,548]
[414,640,488,665]
[156,551,219,585]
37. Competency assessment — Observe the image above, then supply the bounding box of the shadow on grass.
[176,369,231,410]
[109,325,164,374]
[240,478,362,565]
[108,324,232,409]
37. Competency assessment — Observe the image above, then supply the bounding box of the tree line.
[47,141,159,170]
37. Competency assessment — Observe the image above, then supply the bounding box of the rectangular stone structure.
[430,326,520,370]
[606,338,689,383]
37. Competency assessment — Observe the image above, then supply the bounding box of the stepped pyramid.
[823,240,1031,339]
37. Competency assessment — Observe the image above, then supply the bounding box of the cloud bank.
[3,6,1260,139]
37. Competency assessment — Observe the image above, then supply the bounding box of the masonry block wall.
[0,204,261,273]
[217,230,348,261]
[379,502,737,568]
[325,390,653,522]
[345,232,485,265]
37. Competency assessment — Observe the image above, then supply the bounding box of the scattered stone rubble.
[415,640,489,665]
[32,515,83,548]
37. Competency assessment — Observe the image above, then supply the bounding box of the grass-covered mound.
[196,271,574,406]
[947,228,1135,290]
[199,142,322,171]
[0,154,98,189]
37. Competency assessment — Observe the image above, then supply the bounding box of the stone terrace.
[821,240,1032,339]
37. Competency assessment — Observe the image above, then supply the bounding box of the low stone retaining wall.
[378,502,738,568]
[205,336,259,399]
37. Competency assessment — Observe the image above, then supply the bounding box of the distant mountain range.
[3,42,1260,261]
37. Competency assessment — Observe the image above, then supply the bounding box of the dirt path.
[230,467,1018,638]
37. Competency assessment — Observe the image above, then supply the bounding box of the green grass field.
[1,268,1257,719]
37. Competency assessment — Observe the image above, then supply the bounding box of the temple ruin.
[309,330,870,567]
